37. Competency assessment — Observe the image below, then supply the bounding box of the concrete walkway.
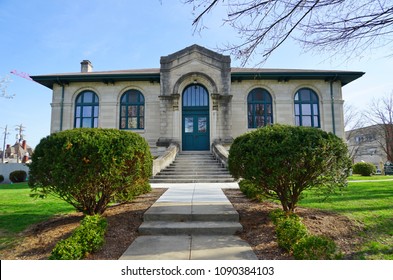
[119,183,258,260]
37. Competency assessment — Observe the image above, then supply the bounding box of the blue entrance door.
[182,84,210,151]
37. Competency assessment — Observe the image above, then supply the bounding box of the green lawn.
[348,175,393,181]
[0,182,74,250]
[299,179,393,259]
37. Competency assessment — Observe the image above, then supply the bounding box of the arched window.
[74,91,99,128]
[182,84,209,107]
[247,88,273,128]
[294,88,320,127]
[120,89,145,130]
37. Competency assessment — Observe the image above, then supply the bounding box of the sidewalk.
[119,183,258,260]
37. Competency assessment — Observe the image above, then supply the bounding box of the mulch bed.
[0,188,363,260]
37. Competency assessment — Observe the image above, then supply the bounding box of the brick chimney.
[81,60,93,73]
[22,140,27,150]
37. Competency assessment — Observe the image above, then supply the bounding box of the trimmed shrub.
[353,162,376,176]
[0,175,4,183]
[29,128,152,215]
[239,179,265,201]
[269,209,300,226]
[9,170,27,183]
[50,215,107,260]
[275,215,308,252]
[229,124,351,213]
[293,235,338,260]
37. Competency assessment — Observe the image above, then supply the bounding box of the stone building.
[32,45,364,155]
[346,124,387,172]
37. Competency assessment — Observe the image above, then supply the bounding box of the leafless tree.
[184,0,393,65]
[344,103,364,161]
[0,75,14,99]
[366,92,393,162]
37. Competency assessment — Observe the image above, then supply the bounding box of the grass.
[348,175,393,181]
[0,182,75,250]
[299,178,393,260]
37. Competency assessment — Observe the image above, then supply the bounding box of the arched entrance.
[182,84,210,150]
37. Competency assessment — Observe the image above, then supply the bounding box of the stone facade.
[32,45,364,153]
[346,124,387,171]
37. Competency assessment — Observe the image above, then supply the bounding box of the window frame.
[294,88,320,128]
[74,90,99,128]
[247,88,273,129]
[119,89,145,130]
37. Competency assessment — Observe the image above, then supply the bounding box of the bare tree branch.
[184,0,393,65]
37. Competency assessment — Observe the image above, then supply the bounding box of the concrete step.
[144,205,239,222]
[139,221,242,235]
[150,178,235,183]
[150,152,234,183]
[153,174,232,178]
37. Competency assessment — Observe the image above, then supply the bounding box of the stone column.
[211,93,220,142]
[172,94,180,142]
[220,95,233,143]
[158,95,172,140]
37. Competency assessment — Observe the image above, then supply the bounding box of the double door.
[182,110,209,151]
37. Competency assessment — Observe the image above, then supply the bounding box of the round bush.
[275,216,308,252]
[353,162,376,176]
[9,170,27,183]
[0,175,4,183]
[29,128,153,215]
[293,235,338,260]
[229,124,351,213]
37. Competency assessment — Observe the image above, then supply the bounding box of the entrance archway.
[182,84,210,150]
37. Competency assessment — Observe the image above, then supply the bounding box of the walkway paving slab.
[119,183,257,260]
[119,235,258,260]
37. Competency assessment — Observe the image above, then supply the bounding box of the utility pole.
[15,124,26,163]
[2,125,10,163]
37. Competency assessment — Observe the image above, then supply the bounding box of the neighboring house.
[31,45,364,155]
[346,124,387,171]
[3,140,33,163]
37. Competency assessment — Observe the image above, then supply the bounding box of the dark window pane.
[121,118,126,129]
[183,85,208,107]
[198,117,207,133]
[83,92,93,103]
[256,116,264,127]
[185,117,193,133]
[121,94,127,103]
[139,117,144,129]
[300,90,311,101]
[248,116,253,128]
[128,118,137,128]
[129,92,138,103]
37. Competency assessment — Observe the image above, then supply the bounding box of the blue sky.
[1,0,392,148]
